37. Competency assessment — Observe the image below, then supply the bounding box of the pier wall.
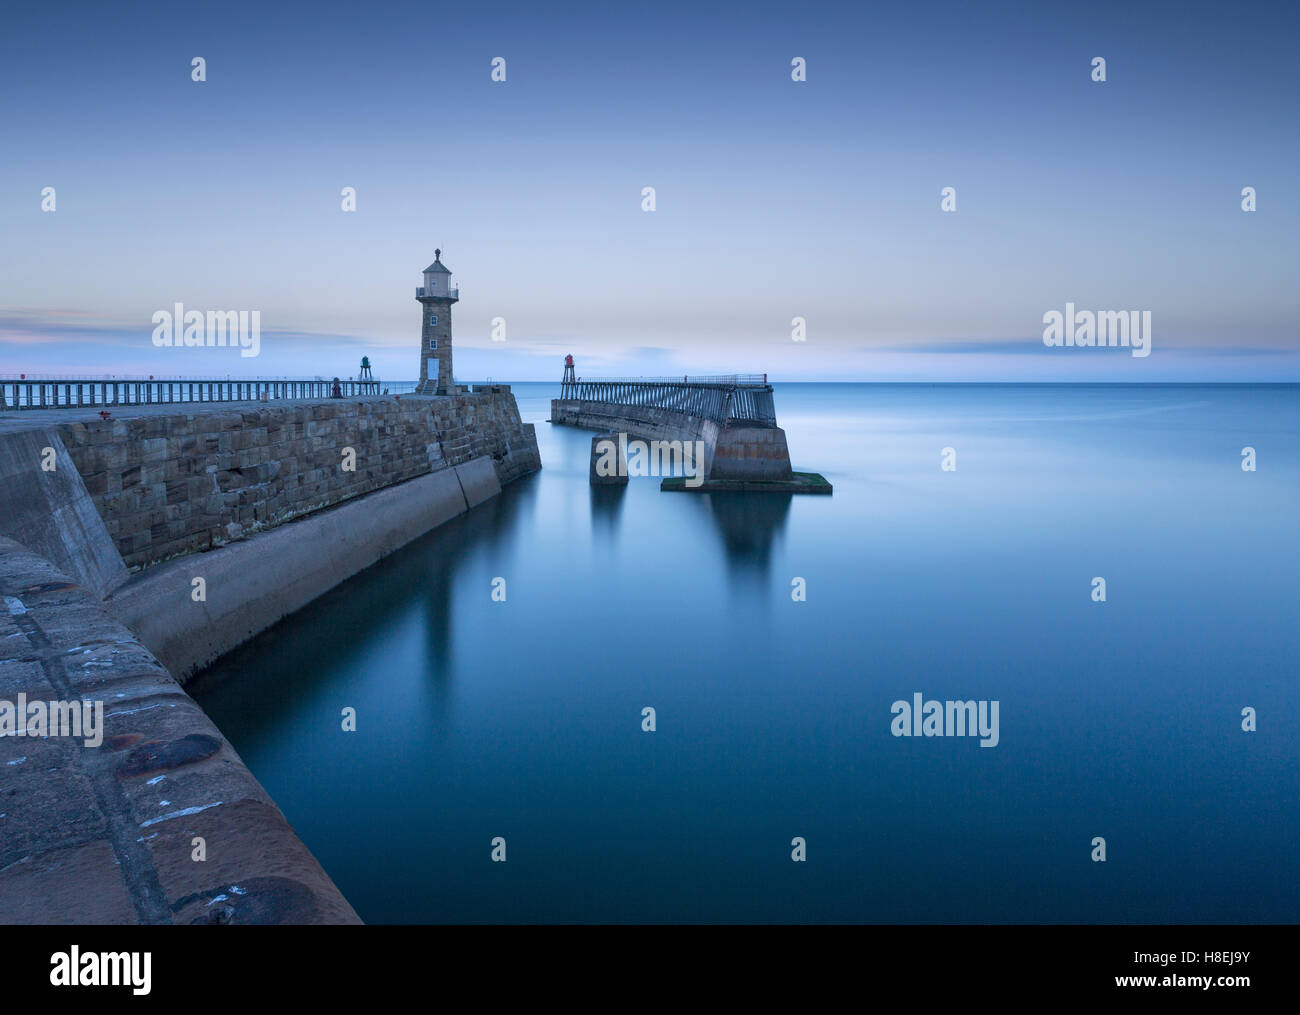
[1,388,541,681]
[0,390,542,923]
[0,537,360,925]
[550,397,793,481]
[52,388,539,571]
[109,461,494,684]
[550,399,721,475]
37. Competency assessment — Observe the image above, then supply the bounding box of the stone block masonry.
[52,389,540,571]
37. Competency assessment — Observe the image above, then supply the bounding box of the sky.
[1,0,1296,382]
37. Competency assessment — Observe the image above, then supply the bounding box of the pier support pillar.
[709,425,794,482]
[590,432,628,485]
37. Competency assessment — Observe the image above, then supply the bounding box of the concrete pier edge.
[0,537,362,925]
[109,457,501,684]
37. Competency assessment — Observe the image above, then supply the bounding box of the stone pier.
[0,386,542,922]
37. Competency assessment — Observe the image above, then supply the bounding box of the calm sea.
[190,383,1300,923]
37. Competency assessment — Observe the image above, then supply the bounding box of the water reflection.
[697,491,792,581]
[190,473,543,727]
[416,472,541,684]
[589,483,627,537]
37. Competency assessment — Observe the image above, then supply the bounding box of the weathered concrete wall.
[552,399,795,482]
[0,430,129,599]
[54,388,539,571]
[452,455,503,508]
[710,426,794,481]
[551,399,721,476]
[108,460,500,684]
[0,538,360,924]
[589,432,629,485]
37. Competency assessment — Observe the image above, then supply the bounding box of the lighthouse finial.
[435,248,441,260]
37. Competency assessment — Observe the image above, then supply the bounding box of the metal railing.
[574,374,767,386]
[415,287,459,299]
[0,377,421,410]
[556,375,776,428]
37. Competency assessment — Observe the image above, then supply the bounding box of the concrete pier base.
[710,425,794,482]
[589,432,629,485]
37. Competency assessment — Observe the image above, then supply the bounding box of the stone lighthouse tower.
[416,250,458,395]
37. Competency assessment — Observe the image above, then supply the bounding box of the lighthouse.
[416,249,458,395]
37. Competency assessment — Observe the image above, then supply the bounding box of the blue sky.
[1,0,1296,381]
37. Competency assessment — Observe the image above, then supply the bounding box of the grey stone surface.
[418,295,456,395]
[0,537,360,924]
[0,429,129,599]
[589,432,628,485]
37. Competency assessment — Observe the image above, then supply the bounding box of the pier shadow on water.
[189,472,542,739]
[689,491,792,584]
[588,484,627,539]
